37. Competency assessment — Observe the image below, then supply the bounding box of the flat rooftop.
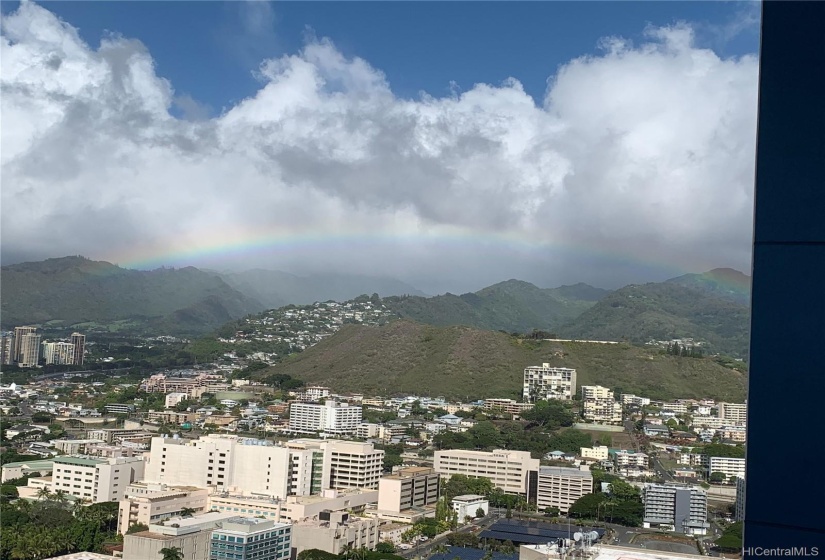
[53,456,106,467]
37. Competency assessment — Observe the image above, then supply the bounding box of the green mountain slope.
[559,281,751,357]
[1,256,263,334]
[666,268,751,305]
[257,320,747,401]
[383,279,609,333]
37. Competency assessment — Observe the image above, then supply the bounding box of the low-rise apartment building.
[621,394,651,407]
[434,449,540,498]
[579,446,609,461]
[452,494,489,522]
[536,466,593,514]
[483,399,534,416]
[707,456,746,480]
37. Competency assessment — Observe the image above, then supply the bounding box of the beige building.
[377,467,440,513]
[581,386,613,400]
[291,511,380,556]
[18,332,42,368]
[581,386,623,424]
[579,446,609,461]
[718,402,748,425]
[123,511,237,560]
[50,455,145,503]
[318,439,384,490]
[536,466,593,514]
[434,449,539,496]
[523,364,576,402]
[483,399,534,416]
[117,482,209,534]
[12,326,37,364]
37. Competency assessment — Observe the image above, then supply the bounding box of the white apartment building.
[434,449,539,496]
[51,455,145,503]
[662,402,689,414]
[523,364,576,402]
[580,446,609,461]
[614,451,649,468]
[582,399,623,424]
[642,483,709,535]
[536,466,593,514]
[43,342,75,365]
[117,482,209,534]
[377,467,440,514]
[301,386,332,401]
[356,423,391,442]
[289,401,362,434]
[621,394,651,407]
[692,416,734,429]
[718,402,748,425]
[707,456,746,480]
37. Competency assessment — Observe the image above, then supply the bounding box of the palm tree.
[159,547,184,560]
[53,489,69,506]
[36,487,53,501]
[179,507,197,517]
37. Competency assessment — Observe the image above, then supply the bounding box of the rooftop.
[539,466,593,477]
[53,456,106,467]
[452,494,487,502]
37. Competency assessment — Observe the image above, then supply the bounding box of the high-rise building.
[642,483,709,535]
[12,326,37,364]
[377,467,440,513]
[734,476,745,522]
[43,342,75,365]
[18,333,42,368]
[434,449,540,498]
[0,334,12,365]
[289,401,362,434]
[71,332,86,365]
[117,482,209,534]
[536,466,593,514]
[523,364,576,402]
[319,440,384,490]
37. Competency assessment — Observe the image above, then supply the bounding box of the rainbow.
[104,224,730,286]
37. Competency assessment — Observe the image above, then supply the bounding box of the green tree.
[375,542,396,554]
[180,507,197,517]
[709,471,726,484]
[476,507,486,518]
[127,523,149,534]
[715,521,743,551]
[542,506,560,517]
[159,546,184,560]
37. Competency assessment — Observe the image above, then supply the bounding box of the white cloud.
[0,1,759,292]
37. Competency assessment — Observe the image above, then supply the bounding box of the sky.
[0,1,761,294]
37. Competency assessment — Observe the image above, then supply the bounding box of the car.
[419,536,429,542]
